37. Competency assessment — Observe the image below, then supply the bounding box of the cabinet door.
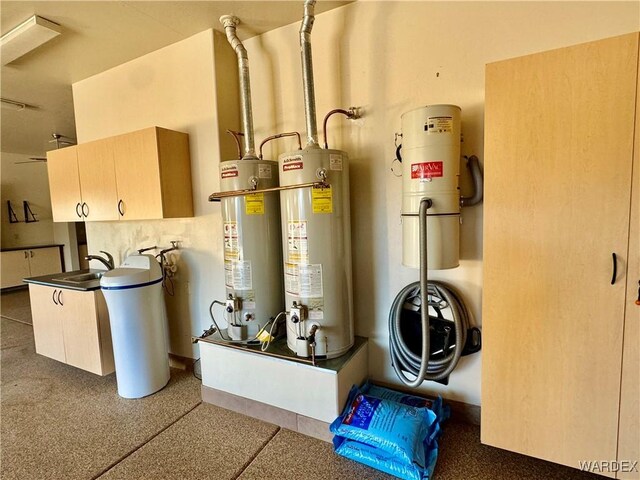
[481,33,638,473]
[29,284,66,362]
[77,138,119,221]
[112,128,163,220]
[617,52,640,480]
[1,251,30,288]
[28,247,62,278]
[58,289,103,375]
[47,146,84,222]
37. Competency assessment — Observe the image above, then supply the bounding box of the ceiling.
[0,1,349,156]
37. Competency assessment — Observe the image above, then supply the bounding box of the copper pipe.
[226,130,244,159]
[323,108,358,149]
[259,132,302,159]
[209,181,329,202]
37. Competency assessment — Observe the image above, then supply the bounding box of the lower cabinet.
[1,247,63,289]
[29,284,114,376]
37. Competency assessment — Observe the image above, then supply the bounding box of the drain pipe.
[300,0,319,147]
[220,15,257,159]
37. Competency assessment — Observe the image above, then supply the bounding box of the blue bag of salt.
[333,436,439,480]
[330,386,436,468]
[363,383,448,444]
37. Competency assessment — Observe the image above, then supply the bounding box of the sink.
[60,272,105,283]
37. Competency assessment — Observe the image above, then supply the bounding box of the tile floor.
[1,289,602,479]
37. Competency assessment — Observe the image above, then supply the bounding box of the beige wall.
[72,29,239,357]
[244,1,639,405]
[1,152,55,249]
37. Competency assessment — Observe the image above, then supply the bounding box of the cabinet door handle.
[611,253,617,285]
[57,290,63,306]
[52,289,58,305]
[118,199,124,217]
[30,250,34,258]
[76,202,82,218]
[82,202,89,217]
[24,250,28,259]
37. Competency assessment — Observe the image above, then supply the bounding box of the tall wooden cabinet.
[481,32,639,477]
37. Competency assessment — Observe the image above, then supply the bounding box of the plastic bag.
[362,383,448,444]
[333,436,439,480]
[330,386,436,468]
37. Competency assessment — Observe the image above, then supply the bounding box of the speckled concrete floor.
[1,312,603,480]
[1,288,32,324]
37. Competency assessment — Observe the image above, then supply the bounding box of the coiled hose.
[389,198,471,386]
[389,280,471,385]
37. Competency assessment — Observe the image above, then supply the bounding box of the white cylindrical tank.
[100,254,170,399]
[278,146,354,359]
[220,159,283,336]
[401,104,462,269]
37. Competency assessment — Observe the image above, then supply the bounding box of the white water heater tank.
[401,104,461,269]
[278,146,354,359]
[220,159,284,335]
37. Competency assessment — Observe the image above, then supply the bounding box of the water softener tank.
[279,145,354,358]
[220,160,283,336]
[401,104,462,269]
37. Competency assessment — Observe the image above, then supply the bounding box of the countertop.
[23,269,106,291]
[1,244,64,252]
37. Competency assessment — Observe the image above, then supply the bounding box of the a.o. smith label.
[258,164,272,179]
[221,164,239,179]
[411,161,443,179]
[282,155,303,172]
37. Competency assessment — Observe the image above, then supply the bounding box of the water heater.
[401,104,461,269]
[220,159,283,336]
[279,146,354,359]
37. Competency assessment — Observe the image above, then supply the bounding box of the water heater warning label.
[411,161,443,179]
[223,222,239,260]
[225,260,252,290]
[285,263,323,297]
[299,264,323,298]
[287,221,309,264]
[312,186,333,214]
[245,193,264,215]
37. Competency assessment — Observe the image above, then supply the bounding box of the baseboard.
[169,353,196,371]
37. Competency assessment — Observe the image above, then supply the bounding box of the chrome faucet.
[85,250,115,270]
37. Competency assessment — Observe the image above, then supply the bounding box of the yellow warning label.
[245,193,264,215]
[312,186,333,214]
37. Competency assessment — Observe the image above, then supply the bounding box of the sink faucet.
[85,250,115,270]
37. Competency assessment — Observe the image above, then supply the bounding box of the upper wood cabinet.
[47,127,193,222]
[481,33,639,476]
[47,147,83,222]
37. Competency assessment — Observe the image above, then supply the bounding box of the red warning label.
[411,161,443,179]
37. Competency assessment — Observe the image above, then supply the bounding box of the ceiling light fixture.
[1,15,61,65]
[0,97,38,111]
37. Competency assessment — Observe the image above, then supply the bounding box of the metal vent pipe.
[300,0,318,147]
[220,15,257,159]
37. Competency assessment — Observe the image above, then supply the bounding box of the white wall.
[72,29,239,358]
[244,1,639,405]
[0,152,55,248]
